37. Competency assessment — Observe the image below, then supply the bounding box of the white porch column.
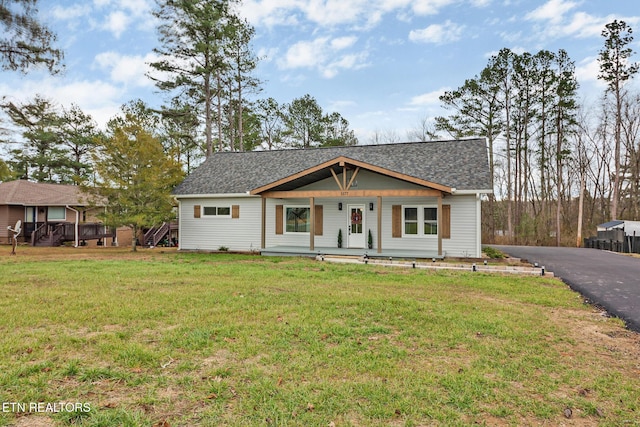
[377,196,382,253]
[309,197,315,251]
[438,192,443,257]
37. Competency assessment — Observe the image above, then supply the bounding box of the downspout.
[67,205,79,248]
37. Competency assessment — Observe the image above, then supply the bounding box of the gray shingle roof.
[173,138,492,195]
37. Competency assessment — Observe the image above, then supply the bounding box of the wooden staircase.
[143,222,173,247]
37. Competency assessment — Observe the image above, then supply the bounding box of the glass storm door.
[347,205,365,248]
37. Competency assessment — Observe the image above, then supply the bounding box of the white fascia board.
[450,189,493,195]
[173,193,259,199]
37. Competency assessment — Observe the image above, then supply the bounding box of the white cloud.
[279,36,368,78]
[281,38,329,70]
[575,56,601,84]
[331,36,358,50]
[322,52,370,78]
[327,99,357,110]
[408,87,449,107]
[0,77,124,128]
[239,0,303,27]
[102,10,131,38]
[523,0,640,42]
[240,0,478,30]
[409,20,465,44]
[303,0,371,26]
[51,4,92,21]
[93,52,158,87]
[525,0,579,24]
[411,0,458,16]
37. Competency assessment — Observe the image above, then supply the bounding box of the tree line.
[0,0,359,181]
[433,20,639,246]
[0,0,359,250]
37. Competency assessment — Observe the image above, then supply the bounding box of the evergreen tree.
[149,0,259,156]
[598,20,639,220]
[0,0,63,73]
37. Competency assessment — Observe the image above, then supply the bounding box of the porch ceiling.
[266,164,341,191]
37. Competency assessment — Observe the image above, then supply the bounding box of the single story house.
[172,138,493,258]
[0,180,116,247]
[597,220,640,237]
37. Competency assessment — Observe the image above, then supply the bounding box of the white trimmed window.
[203,206,231,217]
[403,206,437,237]
[285,206,310,233]
[47,207,66,221]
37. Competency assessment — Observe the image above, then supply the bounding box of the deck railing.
[29,222,115,246]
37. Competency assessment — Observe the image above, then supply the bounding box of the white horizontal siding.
[179,197,261,251]
[442,195,480,258]
[178,189,480,257]
[379,195,480,257]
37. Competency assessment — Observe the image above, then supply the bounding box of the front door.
[347,205,365,248]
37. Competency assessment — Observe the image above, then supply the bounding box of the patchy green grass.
[0,247,639,426]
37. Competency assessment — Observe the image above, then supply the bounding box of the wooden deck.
[28,222,115,246]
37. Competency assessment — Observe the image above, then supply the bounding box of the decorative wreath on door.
[351,211,362,224]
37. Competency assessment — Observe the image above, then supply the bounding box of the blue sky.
[2,0,639,143]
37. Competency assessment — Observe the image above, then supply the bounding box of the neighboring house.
[585,219,640,254]
[597,220,640,237]
[0,180,116,247]
[173,138,493,258]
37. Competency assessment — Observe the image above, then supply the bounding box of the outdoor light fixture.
[338,202,342,211]
[369,202,374,211]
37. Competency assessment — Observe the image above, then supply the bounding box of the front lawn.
[0,247,638,426]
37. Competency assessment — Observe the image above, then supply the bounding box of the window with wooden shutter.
[275,205,283,235]
[232,205,240,219]
[392,205,401,238]
[442,204,451,239]
[314,205,323,236]
[194,205,201,218]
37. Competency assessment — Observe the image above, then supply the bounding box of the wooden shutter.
[442,204,451,239]
[392,205,401,238]
[275,205,283,235]
[314,205,323,236]
[232,205,240,219]
[194,205,201,219]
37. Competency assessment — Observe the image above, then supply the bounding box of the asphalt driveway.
[493,246,640,333]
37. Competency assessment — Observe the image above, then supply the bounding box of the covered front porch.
[253,156,452,258]
[261,245,445,260]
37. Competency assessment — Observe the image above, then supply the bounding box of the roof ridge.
[208,138,484,156]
